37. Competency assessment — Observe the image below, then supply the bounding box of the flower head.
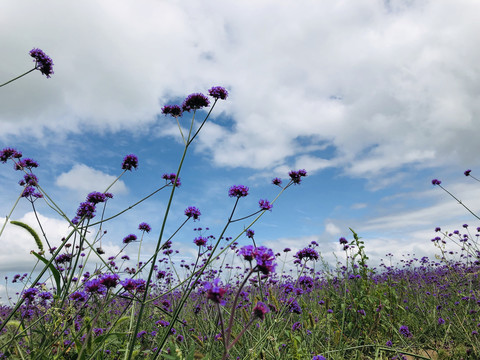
[15,158,38,170]
[239,245,255,261]
[204,278,227,305]
[228,185,249,198]
[0,147,22,163]
[465,169,472,176]
[84,279,107,295]
[259,199,273,211]
[194,236,207,247]
[138,222,151,233]
[399,325,412,338]
[162,105,182,117]
[123,234,137,244]
[182,93,210,112]
[185,206,201,221]
[254,246,277,275]
[246,229,255,239]
[312,356,327,360]
[272,177,282,186]
[86,191,110,204]
[99,273,120,289]
[252,301,269,321]
[431,179,441,185]
[208,86,228,100]
[122,154,138,171]
[29,48,54,78]
[289,169,307,184]
[296,247,319,262]
[162,173,181,187]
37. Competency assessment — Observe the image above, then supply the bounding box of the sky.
[1,0,480,301]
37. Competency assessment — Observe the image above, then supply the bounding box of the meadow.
[1,50,480,359]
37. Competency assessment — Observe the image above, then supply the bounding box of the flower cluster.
[182,93,210,112]
[259,199,273,211]
[228,184,249,198]
[295,247,319,262]
[239,245,277,275]
[0,147,22,163]
[185,206,201,221]
[208,86,229,100]
[162,173,181,187]
[288,169,307,184]
[252,301,269,321]
[204,278,228,305]
[122,154,138,171]
[138,222,151,233]
[123,234,137,244]
[29,48,54,78]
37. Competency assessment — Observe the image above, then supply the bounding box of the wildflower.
[69,290,88,302]
[122,154,138,171]
[272,177,282,186]
[254,246,277,275]
[194,236,207,247]
[228,184,249,198]
[185,206,201,220]
[312,356,327,360]
[386,340,393,347]
[182,93,210,112]
[30,48,54,78]
[86,191,111,204]
[438,317,445,325]
[137,330,147,338]
[138,222,151,233]
[21,173,38,186]
[161,105,182,117]
[15,158,38,170]
[296,247,319,262]
[123,234,137,244]
[38,291,53,301]
[339,237,348,245]
[431,179,441,185]
[239,245,255,261]
[162,173,181,187]
[208,86,228,100]
[204,278,227,305]
[291,322,302,331]
[283,247,291,252]
[259,199,273,211]
[399,325,412,338]
[73,201,96,223]
[287,297,302,314]
[84,279,107,295]
[99,273,119,289]
[246,229,255,238]
[22,288,38,302]
[0,147,22,163]
[252,301,269,321]
[55,253,73,264]
[289,169,307,184]
[465,169,472,176]
[21,186,43,199]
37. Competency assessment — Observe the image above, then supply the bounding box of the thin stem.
[0,68,36,88]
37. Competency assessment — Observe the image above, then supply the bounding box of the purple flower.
[73,201,96,222]
[29,48,54,78]
[69,291,88,302]
[272,177,282,186]
[204,278,227,305]
[246,229,255,239]
[84,279,107,295]
[162,173,181,187]
[252,301,269,321]
[312,356,327,360]
[431,179,441,185]
[208,86,228,100]
[465,169,472,176]
[15,158,38,170]
[228,185,249,198]
[239,245,255,261]
[254,246,276,275]
[194,236,207,247]
[399,325,412,338]
[0,147,22,163]
[289,169,307,184]
[123,234,137,244]
[22,173,38,186]
[55,253,73,264]
[185,206,201,221]
[122,154,138,171]
[339,237,348,245]
[21,186,43,199]
[182,93,210,112]
[259,199,273,211]
[291,321,302,331]
[283,247,291,253]
[438,317,445,325]
[138,222,151,233]
[162,105,183,117]
[99,273,120,289]
[296,247,319,262]
[22,288,38,302]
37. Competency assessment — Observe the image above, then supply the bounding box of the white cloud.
[0,0,479,180]
[325,222,341,236]
[55,164,127,196]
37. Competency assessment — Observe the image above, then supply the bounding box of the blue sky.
[1,0,480,301]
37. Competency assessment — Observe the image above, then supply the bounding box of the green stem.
[0,68,36,87]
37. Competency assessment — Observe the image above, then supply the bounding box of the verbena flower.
[287,297,302,314]
[99,273,120,289]
[312,356,327,360]
[162,105,183,117]
[259,199,273,211]
[122,154,138,171]
[69,290,88,302]
[272,177,282,186]
[254,246,276,275]
[252,301,269,321]
[22,288,38,302]
[208,86,228,100]
[0,147,22,163]
[21,186,43,199]
[72,201,96,223]
[162,173,181,187]
[246,229,255,239]
[228,184,249,198]
[15,158,38,170]
[399,325,412,338]
[291,321,302,331]
[431,179,441,185]
[204,278,227,305]
[138,222,151,233]
[123,234,137,244]
[185,206,201,221]
[30,48,54,78]
[193,236,207,247]
[239,245,255,261]
[289,169,307,184]
[296,247,319,262]
[182,93,210,112]
[84,279,107,295]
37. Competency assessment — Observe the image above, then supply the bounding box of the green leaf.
[31,251,62,296]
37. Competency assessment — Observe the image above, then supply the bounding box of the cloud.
[55,164,127,196]
[1,1,479,181]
